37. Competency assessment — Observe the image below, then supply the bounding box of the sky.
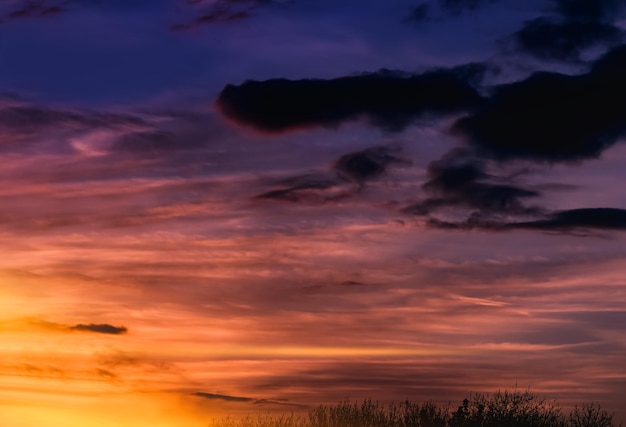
[1,0,626,426]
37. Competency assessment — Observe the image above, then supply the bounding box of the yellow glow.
[0,392,207,427]
[0,273,207,427]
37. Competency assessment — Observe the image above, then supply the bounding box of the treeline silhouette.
[209,389,621,427]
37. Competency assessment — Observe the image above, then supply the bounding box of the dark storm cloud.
[452,45,626,162]
[511,18,622,61]
[505,0,625,62]
[70,323,128,334]
[403,149,540,216]
[444,62,491,86]
[334,146,408,184]
[217,69,484,133]
[514,208,626,231]
[396,150,626,234]
[551,0,623,21]
[423,208,626,233]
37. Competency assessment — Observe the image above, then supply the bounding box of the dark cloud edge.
[70,323,128,335]
[192,392,308,408]
[216,68,485,134]
[422,207,626,234]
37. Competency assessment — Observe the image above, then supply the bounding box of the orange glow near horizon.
[1,224,626,425]
[0,251,620,427]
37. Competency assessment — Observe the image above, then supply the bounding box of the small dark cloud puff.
[334,146,408,184]
[70,323,128,335]
[403,149,540,216]
[217,69,484,133]
[452,44,626,162]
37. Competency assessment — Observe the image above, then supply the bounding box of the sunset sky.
[1,0,626,426]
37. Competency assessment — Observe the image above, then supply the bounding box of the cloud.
[514,208,626,231]
[171,9,250,30]
[171,0,293,30]
[439,0,498,14]
[192,392,307,407]
[109,129,209,154]
[407,4,431,22]
[407,0,499,22]
[0,95,150,154]
[0,97,145,133]
[1,0,67,22]
[255,146,409,202]
[397,150,626,235]
[504,0,625,62]
[192,392,253,402]
[254,173,344,203]
[510,18,622,61]
[1,318,129,335]
[452,44,626,162]
[422,207,626,234]
[217,69,484,133]
[551,0,623,22]
[403,149,540,217]
[0,94,222,160]
[70,323,128,334]
[334,146,408,184]
[0,317,68,332]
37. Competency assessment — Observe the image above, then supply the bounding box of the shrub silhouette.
[208,389,621,427]
[449,390,564,427]
[569,403,617,427]
[306,399,449,427]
